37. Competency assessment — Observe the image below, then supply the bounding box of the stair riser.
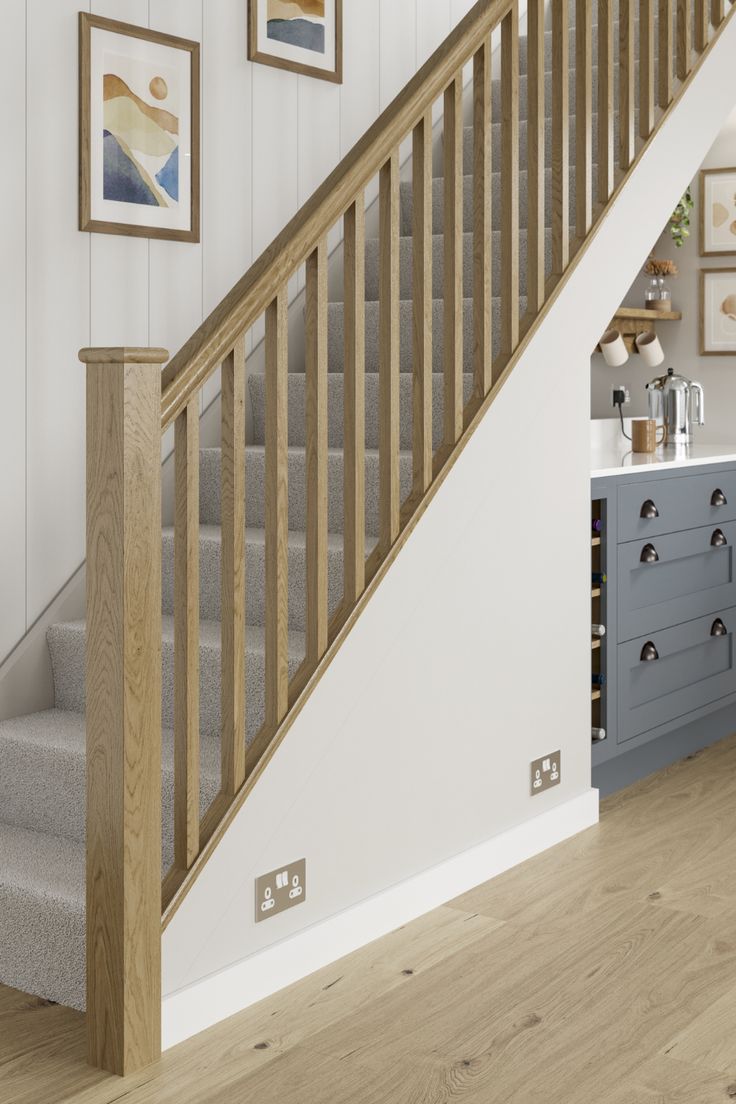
[464,110,633,174]
[0,733,219,871]
[200,448,415,536]
[486,61,652,125]
[363,229,552,302]
[47,623,303,742]
[249,369,476,452]
[325,296,527,378]
[161,531,347,630]
[0,885,85,1010]
[401,165,599,235]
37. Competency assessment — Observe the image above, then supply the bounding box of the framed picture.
[700,268,736,355]
[248,0,343,84]
[700,168,736,256]
[79,13,200,242]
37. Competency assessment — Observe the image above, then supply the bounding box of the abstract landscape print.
[249,0,342,83]
[80,15,200,241]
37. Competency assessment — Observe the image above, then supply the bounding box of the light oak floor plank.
[3,735,736,1102]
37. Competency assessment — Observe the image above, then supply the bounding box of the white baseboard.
[161,787,599,1051]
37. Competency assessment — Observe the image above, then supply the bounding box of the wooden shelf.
[592,587,601,599]
[592,638,601,650]
[591,688,601,701]
[592,535,601,547]
[600,306,683,355]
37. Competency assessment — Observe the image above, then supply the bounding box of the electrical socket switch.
[255,858,307,922]
[531,752,561,795]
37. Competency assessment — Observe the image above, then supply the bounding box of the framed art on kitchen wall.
[700,168,736,257]
[700,268,736,355]
[79,13,200,242]
[248,0,343,83]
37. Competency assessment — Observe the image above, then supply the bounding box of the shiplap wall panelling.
[149,0,205,381]
[89,0,150,347]
[417,0,452,65]
[339,0,380,155]
[202,0,254,410]
[298,75,342,267]
[0,0,28,662]
[379,0,418,108]
[26,0,90,623]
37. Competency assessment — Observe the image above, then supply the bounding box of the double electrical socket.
[255,858,306,923]
[531,751,561,795]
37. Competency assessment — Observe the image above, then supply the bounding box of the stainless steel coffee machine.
[646,368,705,444]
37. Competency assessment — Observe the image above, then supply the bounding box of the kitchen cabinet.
[591,459,736,790]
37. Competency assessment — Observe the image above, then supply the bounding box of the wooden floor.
[5,737,736,1103]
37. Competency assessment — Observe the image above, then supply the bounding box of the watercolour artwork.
[249,0,342,83]
[701,268,736,355]
[80,15,200,241]
[700,169,736,256]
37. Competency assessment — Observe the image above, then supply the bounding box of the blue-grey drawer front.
[617,610,736,743]
[617,470,736,543]
[617,522,736,641]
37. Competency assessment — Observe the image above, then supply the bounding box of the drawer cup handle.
[640,499,659,519]
[640,543,659,564]
[640,641,659,661]
[712,489,728,507]
[711,618,728,637]
[711,528,728,548]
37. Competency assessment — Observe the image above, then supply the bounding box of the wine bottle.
[592,727,607,742]
[592,672,606,687]
[592,624,606,638]
[592,519,603,533]
[592,572,607,586]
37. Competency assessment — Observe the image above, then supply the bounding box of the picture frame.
[79,13,200,242]
[700,267,736,355]
[699,167,736,257]
[248,0,343,84]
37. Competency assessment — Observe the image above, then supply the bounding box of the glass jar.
[645,276,672,312]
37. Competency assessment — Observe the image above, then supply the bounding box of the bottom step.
[0,822,85,1010]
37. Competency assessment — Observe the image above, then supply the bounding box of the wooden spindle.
[343,199,366,606]
[265,291,289,729]
[695,0,709,49]
[677,0,692,80]
[81,346,166,1075]
[527,1,545,316]
[659,0,674,108]
[620,0,636,170]
[174,399,200,869]
[640,0,655,139]
[575,0,592,242]
[473,42,492,401]
[712,0,725,26]
[413,111,433,494]
[306,239,329,665]
[551,0,569,277]
[221,336,246,796]
[444,77,464,442]
[499,1,519,367]
[598,0,614,205]
[379,152,400,556]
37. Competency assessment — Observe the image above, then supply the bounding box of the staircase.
[0,0,733,1076]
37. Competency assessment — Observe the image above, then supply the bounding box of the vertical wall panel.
[149,0,204,364]
[0,0,28,661]
[89,0,150,347]
[340,0,380,156]
[26,0,90,622]
[417,0,452,65]
[380,0,417,108]
[252,65,299,257]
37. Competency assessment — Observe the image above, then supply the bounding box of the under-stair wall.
[161,10,736,1048]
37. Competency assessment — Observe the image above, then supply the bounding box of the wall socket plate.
[531,751,561,795]
[255,858,307,923]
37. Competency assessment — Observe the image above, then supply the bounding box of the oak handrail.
[160,0,511,431]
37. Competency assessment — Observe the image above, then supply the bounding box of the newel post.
[80,346,168,1076]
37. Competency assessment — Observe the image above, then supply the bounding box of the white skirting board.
[161,787,599,1050]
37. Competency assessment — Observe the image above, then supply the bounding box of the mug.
[635,330,665,368]
[631,417,667,454]
[599,329,629,367]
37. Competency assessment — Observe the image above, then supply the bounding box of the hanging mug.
[599,330,629,367]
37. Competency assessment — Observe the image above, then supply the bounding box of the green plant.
[669,188,694,248]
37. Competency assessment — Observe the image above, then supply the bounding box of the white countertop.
[590,419,736,478]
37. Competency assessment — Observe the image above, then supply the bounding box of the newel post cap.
[78,347,169,365]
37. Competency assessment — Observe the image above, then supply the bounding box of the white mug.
[635,330,665,368]
[599,329,629,367]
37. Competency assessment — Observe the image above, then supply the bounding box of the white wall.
[161,7,736,1047]
[0,0,481,667]
[591,104,736,437]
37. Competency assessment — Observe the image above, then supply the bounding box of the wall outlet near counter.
[255,858,307,922]
[531,752,561,795]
